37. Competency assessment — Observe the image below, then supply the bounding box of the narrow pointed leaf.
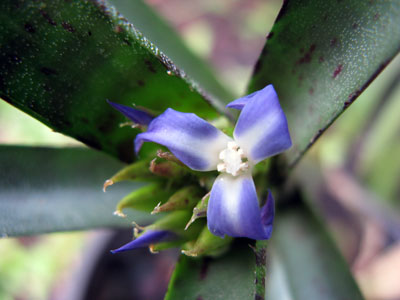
[0,0,221,163]
[165,241,267,300]
[248,0,400,167]
[0,146,156,237]
[267,202,364,300]
[109,0,234,106]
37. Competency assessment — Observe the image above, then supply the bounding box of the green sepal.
[114,182,174,216]
[149,158,188,178]
[185,193,209,230]
[103,160,155,191]
[152,186,202,214]
[146,210,191,232]
[182,226,233,257]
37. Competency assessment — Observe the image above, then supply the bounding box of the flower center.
[217,141,248,176]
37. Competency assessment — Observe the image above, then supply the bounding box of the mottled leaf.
[0,0,222,163]
[248,0,400,167]
[0,146,156,237]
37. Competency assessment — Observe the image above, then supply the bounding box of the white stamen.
[217,141,248,176]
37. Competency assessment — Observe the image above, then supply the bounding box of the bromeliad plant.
[108,84,290,255]
[1,0,399,299]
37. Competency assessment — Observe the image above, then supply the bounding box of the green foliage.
[0,146,155,236]
[165,241,263,300]
[109,0,235,106]
[1,0,399,299]
[0,0,222,163]
[248,0,400,167]
[268,202,364,299]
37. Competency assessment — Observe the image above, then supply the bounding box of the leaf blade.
[267,201,364,300]
[248,0,400,166]
[165,241,266,300]
[0,0,222,163]
[108,0,235,106]
[0,145,155,237]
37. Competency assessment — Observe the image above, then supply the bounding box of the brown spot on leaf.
[196,296,204,300]
[296,44,316,64]
[332,64,343,78]
[352,23,359,29]
[24,23,35,33]
[374,13,380,21]
[137,80,145,86]
[40,10,57,26]
[319,56,325,63]
[61,22,75,33]
[114,25,123,33]
[145,60,156,73]
[309,87,314,95]
[330,38,337,47]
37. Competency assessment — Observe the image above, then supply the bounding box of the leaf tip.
[103,179,114,192]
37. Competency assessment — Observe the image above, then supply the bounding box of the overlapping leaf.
[248,0,400,167]
[0,0,223,163]
[0,146,155,236]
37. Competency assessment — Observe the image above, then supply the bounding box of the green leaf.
[0,146,156,237]
[165,241,267,300]
[248,0,400,167]
[108,0,234,105]
[267,202,364,299]
[0,0,222,163]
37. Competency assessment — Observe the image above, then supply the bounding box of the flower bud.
[149,158,187,177]
[151,186,202,214]
[185,193,209,230]
[103,160,155,191]
[114,182,174,217]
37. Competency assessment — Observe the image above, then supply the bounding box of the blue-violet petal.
[110,230,173,253]
[107,100,154,126]
[207,174,274,240]
[232,85,292,164]
[135,108,231,171]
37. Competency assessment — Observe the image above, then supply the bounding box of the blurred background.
[1,0,400,299]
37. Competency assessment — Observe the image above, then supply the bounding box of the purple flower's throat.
[217,141,249,176]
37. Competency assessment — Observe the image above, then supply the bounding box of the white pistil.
[217,141,248,176]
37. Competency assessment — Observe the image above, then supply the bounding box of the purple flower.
[135,85,291,240]
[111,230,175,253]
[107,100,154,126]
